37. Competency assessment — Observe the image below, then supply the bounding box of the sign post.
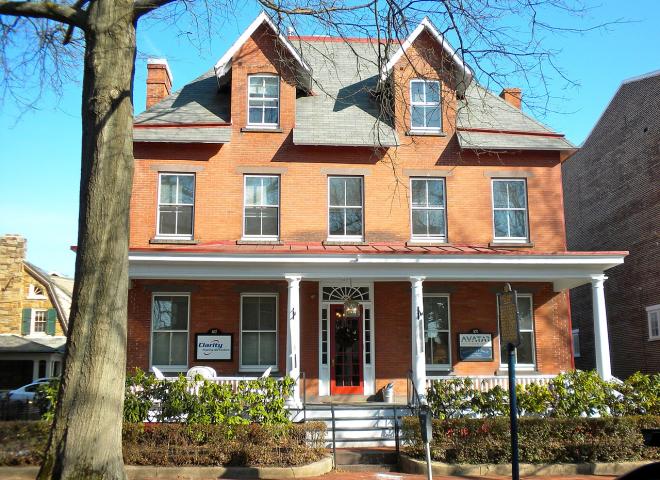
[419,404,433,480]
[497,283,521,480]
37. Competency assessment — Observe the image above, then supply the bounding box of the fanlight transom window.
[322,286,370,302]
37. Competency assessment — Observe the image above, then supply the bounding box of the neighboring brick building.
[0,234,72,389]
[563,71,660,378]
[127,12,626,403]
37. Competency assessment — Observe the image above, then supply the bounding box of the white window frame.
[424,294,451,371]
[239,293,279,373]
[156,173,195,239]
[242,175,280,241]
[572,328,581,357]
[498,293,536,370]
[410,79,442,132]
[247,74,280,128]
[27,283,47,300]
[327,176,364,242]
[410,177,447,242]
[150,293,190,373]
[491,178,529,243]
[647,304,660,341]
[31,309,48,335]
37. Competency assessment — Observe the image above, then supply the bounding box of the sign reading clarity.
[195,332,232,361]
[459,330,493,361]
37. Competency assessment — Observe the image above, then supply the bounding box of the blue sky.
[0,1,658,277]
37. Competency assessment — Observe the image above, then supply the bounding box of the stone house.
[563,71,660,377]
[0,234,72,389]
[126,12,626,407]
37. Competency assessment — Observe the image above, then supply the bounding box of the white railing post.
[410,276,427,402]
[591,275,612,380]
[286,275,302,408]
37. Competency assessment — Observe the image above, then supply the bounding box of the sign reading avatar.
[459,330,493,361]
[195,332,232,361]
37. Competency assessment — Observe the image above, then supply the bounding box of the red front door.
[330,304,363,395]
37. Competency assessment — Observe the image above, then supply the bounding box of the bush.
[427,370,660,419]
[402,416,660,464]
[0,421,326,467]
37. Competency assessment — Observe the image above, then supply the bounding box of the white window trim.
[498,293,536,370]
[491,178,529,243]
[247,74,280,128]
[327,176,364,242]
[150,293,190,373]
[572,328,581,357]
[647,304,660,341]
[156,173,195,240]
[409,79,442,133]
[424,293,451,371]
[239,293,279,373]
[27,283,47,300]
[410,177,447,242]
[30,309,48,336]
[242,174,280,241]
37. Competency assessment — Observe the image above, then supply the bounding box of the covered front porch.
[127,245,626,406]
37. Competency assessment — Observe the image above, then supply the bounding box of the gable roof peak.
[380,16,473,93]
[213,11,312,90]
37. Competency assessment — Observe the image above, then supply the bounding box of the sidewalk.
[302,472,616,480]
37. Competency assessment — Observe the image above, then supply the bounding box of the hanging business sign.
[498,284,521,348]
[459,329,493,361]
[195,330,232,361]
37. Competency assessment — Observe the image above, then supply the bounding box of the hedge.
[402,416,660,464]
[0,421,326,467]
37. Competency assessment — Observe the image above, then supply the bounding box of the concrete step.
[336,464,400,472]
[335,448,399,466]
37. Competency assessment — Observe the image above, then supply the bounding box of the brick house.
[0,234,72,389]
[127,12,626,404]
[563,71,660,378]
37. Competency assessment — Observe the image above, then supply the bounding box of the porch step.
[335,448,399,466]
[336,464,400,472]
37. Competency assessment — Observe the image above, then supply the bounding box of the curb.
[400,453,655,476]
[0,456,333,480]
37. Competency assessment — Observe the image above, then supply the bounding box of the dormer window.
[410,80,441,132]
[248,74,279,127]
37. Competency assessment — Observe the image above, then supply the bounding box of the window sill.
[406,240,451,247]
[239,367,280,374]
[237,239,283,245]
[150,238,199,245]
[323,239,367,246]
[648,337,660,342]
[497,366,537,374]
[407,130,447,137]
[489,241,534,248]
[241,126,283,133]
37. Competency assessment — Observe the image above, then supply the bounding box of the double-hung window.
[248,75,279,127]
[32,309,47,334]
[241,294,278,371]
[151,295,189,371]
[423,295,451,370]
[648,305,660,341]
[410,80,441,132]
[157,173,195,238]
[244,175,279,239]
[328,176,364,240]
[492,179,529,242]
[411,178,446,241]
[499,294,536,368]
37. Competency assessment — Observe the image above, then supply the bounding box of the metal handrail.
[407,369,423,414]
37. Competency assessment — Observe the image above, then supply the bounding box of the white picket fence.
[427,374,556,392]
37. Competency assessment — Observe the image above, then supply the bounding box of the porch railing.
[427,374,556,392]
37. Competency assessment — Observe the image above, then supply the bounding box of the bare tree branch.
[133,0,179,19]
[0,1,86,27]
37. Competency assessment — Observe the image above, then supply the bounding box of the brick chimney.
[499,88,522,109]
[146,58,173,109]
[0,234,26,334]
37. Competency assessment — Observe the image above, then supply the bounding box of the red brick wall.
[130,28,567,251]
[128,279,572,398]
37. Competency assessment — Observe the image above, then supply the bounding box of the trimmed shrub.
[402,416,660,464]
[0,421,326,467]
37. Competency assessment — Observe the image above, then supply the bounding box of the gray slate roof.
[134,39,571,150]
[0,334,66,354]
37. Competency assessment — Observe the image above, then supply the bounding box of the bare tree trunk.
[38,1,136,478]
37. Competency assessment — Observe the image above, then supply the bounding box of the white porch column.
[591,275,612,380]
[285,275,302,407]
[410,276,427,403]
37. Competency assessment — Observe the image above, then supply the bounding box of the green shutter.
[46,309,57,336]
[21,308,32,335]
